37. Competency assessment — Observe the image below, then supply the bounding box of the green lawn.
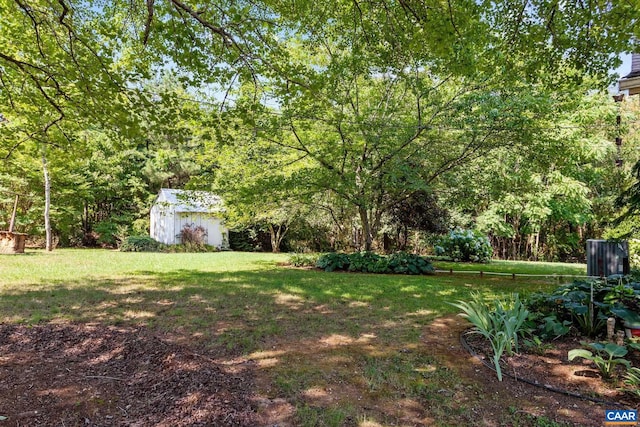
[0,249,559,328]
[0,249,574,426]
[432,259,586,277]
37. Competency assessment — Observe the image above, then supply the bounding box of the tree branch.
[143,0,155,45]
[170,0,236,46]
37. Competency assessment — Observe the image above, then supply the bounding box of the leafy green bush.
[533,314,572,341]
[288,253,320,267]
[119,236,164,252]
[93,221,119,246]
[526,277,640,338]
[315,251,434,275]
[347,252,388,273]
[316,252,350,272]
[229,228,272,252]
[387,252,435,275]
[434,228,492,263]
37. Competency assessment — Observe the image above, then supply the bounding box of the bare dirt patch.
[463,332,640,406]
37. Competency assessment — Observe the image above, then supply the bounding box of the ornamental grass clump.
[178,223,208,251]
[451,293,529,381]
[624,367,640,397]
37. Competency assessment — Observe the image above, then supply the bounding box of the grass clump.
[295,405,353,427]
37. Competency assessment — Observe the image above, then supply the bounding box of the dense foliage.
[526,277,640,338]
[119,236,164,252]
[434,228,493,263]
[453,276,640,386]
[1,0,639,256]
[315,252,434,275]
[119,234,221,253]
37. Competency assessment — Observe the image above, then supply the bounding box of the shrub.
[315,251,434,275]
[119,236,163,252]
[93,221,119,247]
[178,223,207,250]
[387,252,434,275]
[347,252,388,273]
[228,228,272,252]
[526,277,640,338]
[434,228,492,263]
[316,252,350,272]
[288,253,320,267]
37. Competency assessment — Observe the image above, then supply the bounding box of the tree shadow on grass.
[0,268,527,353]
[0,268,556,426]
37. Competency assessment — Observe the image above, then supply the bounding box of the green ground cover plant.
[288,252,320,267]
[526,277,640,338]
[314,251,434,275]
[0,249,592,426]
[508,276,640,393]
[119,236,165,252]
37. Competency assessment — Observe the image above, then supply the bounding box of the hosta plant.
[568,342,631,379]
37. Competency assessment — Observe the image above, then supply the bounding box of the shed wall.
[150,204,177,245]
[174,212,228,247]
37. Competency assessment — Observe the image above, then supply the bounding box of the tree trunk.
[268,223,286,253]
[42,148,52,252]
[358,206,373,251]
[8,194,18,233]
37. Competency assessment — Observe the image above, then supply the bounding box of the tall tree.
[2,0,638,249]
[445,91,630,261]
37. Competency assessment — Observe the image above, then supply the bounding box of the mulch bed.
[0,324,258,427]
[3,320,639,427]
[461,329,640,409]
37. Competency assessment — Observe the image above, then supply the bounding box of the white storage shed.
[150,188,229,248]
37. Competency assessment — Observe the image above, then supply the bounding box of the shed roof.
[155,188,224,213]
